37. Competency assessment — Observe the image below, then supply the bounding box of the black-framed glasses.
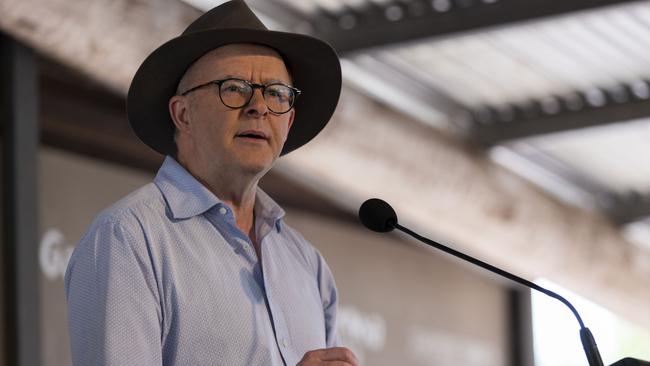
[179,77,301,114]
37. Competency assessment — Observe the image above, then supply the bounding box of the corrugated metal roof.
[523,118,650,194]
[376,2,650,108]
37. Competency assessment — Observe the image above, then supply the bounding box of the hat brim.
[127,28,342,156]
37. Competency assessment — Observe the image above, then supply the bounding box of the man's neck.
[176,154,260,243]
[207,176,259,242]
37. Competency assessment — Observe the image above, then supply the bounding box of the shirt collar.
[154,156,220,219]
[154,156,286,228]
[254,187,286,232]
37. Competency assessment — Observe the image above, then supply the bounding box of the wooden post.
[0,32,41,366]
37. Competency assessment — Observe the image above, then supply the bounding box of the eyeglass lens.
[220,79,295,113]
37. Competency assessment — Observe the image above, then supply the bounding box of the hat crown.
[183,0,267,35]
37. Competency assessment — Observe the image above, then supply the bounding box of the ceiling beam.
[608,193,650,224]
[469,85,650,145]
[311,0,641,54]
[0,0,201,95]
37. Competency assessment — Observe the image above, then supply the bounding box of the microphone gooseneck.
[358,198,604,366]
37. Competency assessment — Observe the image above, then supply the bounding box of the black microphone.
[358,198,605,366]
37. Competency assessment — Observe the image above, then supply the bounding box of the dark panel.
[311,0,639,54]
[0,33,41,366]
[508,287,534,366]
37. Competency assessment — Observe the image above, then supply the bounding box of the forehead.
[190,43,290,80]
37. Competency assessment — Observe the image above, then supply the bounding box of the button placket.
[261,252,298,364]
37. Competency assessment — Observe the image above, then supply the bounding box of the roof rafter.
[469,84,650,145]
[309,0,641,54]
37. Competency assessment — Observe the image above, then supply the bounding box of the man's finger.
[301,347,358,365]
[320,347,357,363]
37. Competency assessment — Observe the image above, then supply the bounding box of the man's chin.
[238,158,274,177]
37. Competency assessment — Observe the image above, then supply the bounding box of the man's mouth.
[236,130,268,141]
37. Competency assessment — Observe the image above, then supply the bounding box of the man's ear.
[287,108,295,130]
[169,95,192,135]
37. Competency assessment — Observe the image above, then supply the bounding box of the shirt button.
[281,338,289,347]
[218,207,227,215]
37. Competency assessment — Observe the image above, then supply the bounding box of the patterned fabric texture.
[65,156,339,366]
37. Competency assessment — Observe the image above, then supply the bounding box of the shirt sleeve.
[64,215,163,366]
[314,250,340,348]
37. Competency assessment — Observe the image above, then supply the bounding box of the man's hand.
[297,347,359,366]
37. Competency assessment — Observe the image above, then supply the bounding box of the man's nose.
[244,89,268,117]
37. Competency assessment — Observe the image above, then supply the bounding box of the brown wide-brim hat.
[127,0,341,156]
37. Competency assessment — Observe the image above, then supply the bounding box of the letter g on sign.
[39,228,74,281]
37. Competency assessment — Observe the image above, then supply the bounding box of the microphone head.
[358,198,398,233]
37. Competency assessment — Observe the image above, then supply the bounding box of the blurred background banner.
[1,0,650,365]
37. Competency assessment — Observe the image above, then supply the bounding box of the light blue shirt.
[64,156,339,366]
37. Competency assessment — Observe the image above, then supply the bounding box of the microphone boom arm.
[393,222,604,366]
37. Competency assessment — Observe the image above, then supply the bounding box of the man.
[64,1,358,365]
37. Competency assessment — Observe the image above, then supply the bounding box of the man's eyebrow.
[265,78,289,85]
[220,75,291,85]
